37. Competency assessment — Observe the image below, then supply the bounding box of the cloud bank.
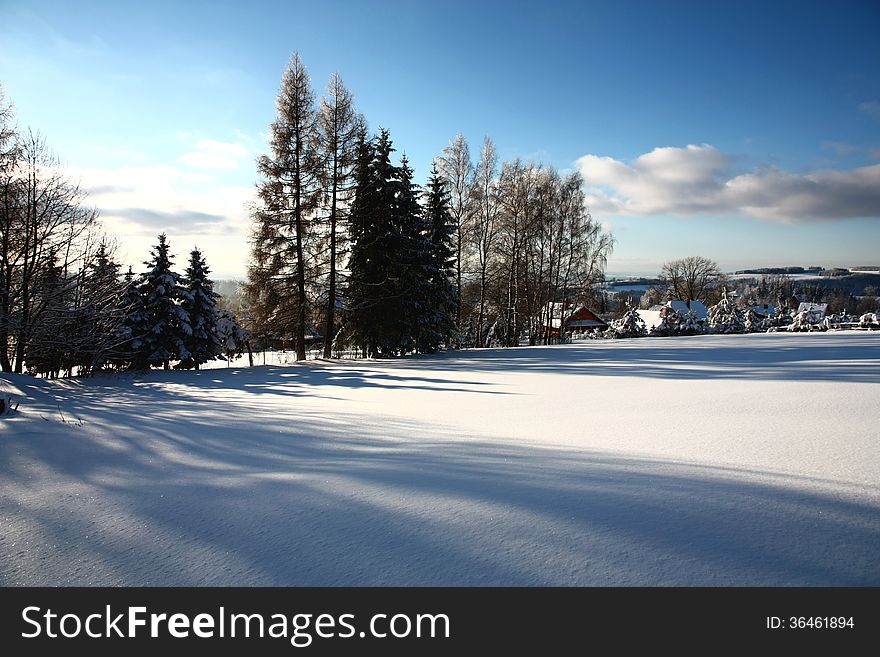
[576,144,880,222]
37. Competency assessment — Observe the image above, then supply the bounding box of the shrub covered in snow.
[860,312,879,329]
[743,307,765,333]
[763,308,794,332]
[649,311,677,337]
[707,291,745,334]
[605,307,647,339]
[677,308,704,335]
[216,309,251,361]
[788,309,826,332]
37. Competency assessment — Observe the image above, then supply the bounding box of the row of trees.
[1,83,248,375]
[638,257,878,318]
[606,291,777,339]
[245,53,615,358]
[245,55,365,361]
[343,133,457,356]
[435,135,614,347]
[123,234,249,372]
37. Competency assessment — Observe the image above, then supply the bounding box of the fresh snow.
[2,332,879,586]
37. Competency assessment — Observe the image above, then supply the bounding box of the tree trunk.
[455,231,462,332]
[323,153,339,359]
[294,141,307,362]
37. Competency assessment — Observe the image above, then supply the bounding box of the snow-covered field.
[2,332,879,586]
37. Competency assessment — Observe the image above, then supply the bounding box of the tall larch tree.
[247,52,320,361]
[317,73,363,358]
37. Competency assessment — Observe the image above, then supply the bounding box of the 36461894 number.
[788,617,854,629]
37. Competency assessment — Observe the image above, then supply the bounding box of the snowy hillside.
[2,332,879,585]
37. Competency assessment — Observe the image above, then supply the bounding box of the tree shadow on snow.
[2,392,878,586]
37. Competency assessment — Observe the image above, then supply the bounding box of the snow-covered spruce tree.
[116,266,147,369]
[177,248,222,370]
[649,310,677,337]
[137,233,189,370]
[743,307,763,333]
[606,306,647,338]
[707,289,745,334]
[421,163,458,351]
[859,312,878,329]
[216,308,252,364]
[678,308,703,335]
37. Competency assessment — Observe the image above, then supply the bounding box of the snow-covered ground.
[2,332,879,586]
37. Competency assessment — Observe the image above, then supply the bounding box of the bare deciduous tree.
[471,137,499,347]
[436,133,476,330]
[660,255,723,306]
[3,130,97,373]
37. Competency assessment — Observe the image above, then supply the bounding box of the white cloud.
[177,138,252,170]
[858,101,880,120]
[725,164,880,222]
[74,160,255,276]
[576,144,880,222]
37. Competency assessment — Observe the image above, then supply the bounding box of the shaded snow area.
[2,332,879,586]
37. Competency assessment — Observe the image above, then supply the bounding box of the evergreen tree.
[743,306,762,333]
[420,163,458,351]
[342,131,375,355]
[678,307,703,335]
[216,308,252,364]
[392,154,430,355]
[178,247,222,370]
[345,131,436,356]
[707,289,745,334]
[344,130,395,356]
[137,233,188,369]
[118,266,147,369]
[246,52,320,362]
[605,305,647,338]
[79,240,126,373]
[317,73,363,358]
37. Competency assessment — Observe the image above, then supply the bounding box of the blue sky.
[1,0,878,277]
